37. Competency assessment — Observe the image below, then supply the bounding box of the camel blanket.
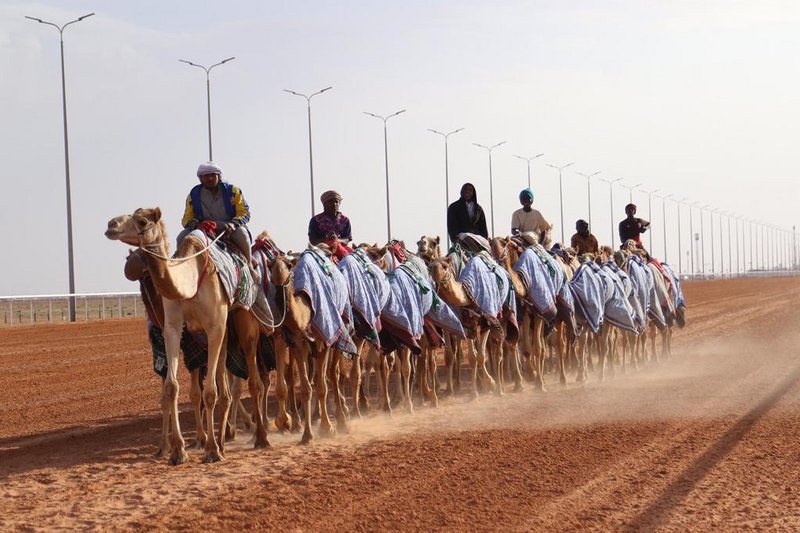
[568,263,607,334]
[382,257,464,344]
[598,262,639,334]
[459,253,517,327]
[338,249,391,347]
[293,248,358,356]
[661,262,685,308]
[190,230,258,310]
[624,255,665,329]
[513,244,574,322]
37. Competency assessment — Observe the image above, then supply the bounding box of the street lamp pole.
[599,177,623,246]
[576,170,601,233]
[545,162,575,244]
[675,197,687,273]
[429,127,465,248]
[365,109,406,242]
[285,86,333,219]
[474,141,507,238]
[643,188,660,251]
[658,194,674,262]
[513,153,544,189]
[178,56,236,160]
[26,12,94,322]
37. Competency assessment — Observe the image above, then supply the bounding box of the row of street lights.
[26,13,799,323]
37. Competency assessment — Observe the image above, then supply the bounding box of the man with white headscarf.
[178,161,253,263]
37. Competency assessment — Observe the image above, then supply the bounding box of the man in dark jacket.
[447,182,488,243]
[618,203,650,247]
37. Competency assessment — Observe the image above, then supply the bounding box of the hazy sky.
[2,0,798,296]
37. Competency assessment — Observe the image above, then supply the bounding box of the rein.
[137,224,225,264]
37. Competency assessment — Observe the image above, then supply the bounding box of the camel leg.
[199,317,227,464]
[155,376,170,458]
[532,317,547,391]
[350,341,365,419]
[272,334,291,433]
[241,332,269,449]
[162,301,187,466]
[188,367,206,449]
[556,325,567,386]
[506,341,524,392]
[489,335,504,396]
[287,353,302,434]
[379,353,392,414]
[328,350,349,434]
[315,347,334,437]
[476,329,496,394]
[295,343,314,444]
[465,338,480,400]
[226,373,240,441]
[426,346,440,407]
[442,334,455,396]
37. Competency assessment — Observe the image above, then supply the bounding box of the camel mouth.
[105,228,122,239]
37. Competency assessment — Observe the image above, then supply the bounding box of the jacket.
[447,184,488,242]
[181,182,250,227]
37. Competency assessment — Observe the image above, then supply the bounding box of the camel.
[105,208,271,464]
[428,258,503,398]
[269,253,349,443]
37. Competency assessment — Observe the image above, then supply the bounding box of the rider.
[511,188,552,247]
[570,219,599,255]
[179,162,253,263]
[308,190,352,246]
[447,182,488,243]
[618,203,650,248]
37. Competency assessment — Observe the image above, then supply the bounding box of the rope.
[138,229,225,265]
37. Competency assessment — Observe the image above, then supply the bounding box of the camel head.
[578,252,596,264]
[613,249,629,268]
[105,208,168,249]
[416,235,441,263]
[124,249,148,281]
[270,255,297,287]
[490,236,520,265]
[428,257,454,286]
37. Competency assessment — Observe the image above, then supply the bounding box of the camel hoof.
[337,420,350,434]
[201,449,225,464]
[168,449,189,466]
[275,415,291,433]
[470,390,480,402]
[299,433,313,446]
[318,425,335,439]
[513,383,524,393]
[154,446,169,459]
[225,427,237,442]
[193,435,207,449]
[254,438,271,450]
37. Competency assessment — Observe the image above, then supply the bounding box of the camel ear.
[152,207,162,223]
[445,255,455,265]
[435,236,440,245]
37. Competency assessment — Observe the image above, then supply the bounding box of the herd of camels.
[105,207,686,466]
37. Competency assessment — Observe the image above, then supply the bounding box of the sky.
[1,0,799,296]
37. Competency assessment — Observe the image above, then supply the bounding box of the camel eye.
[136,218,147,227]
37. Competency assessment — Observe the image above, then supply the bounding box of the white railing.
[0,292,141,327]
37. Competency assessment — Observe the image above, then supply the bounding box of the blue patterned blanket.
[569,263,606,334]
[513,245,573,321]
[459,253,516,324]
[599,262,639,333]
[189,229,258,309]
[338,249,391,346]
[293,248,358,356]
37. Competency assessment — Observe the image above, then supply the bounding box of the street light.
[545,162,575,243]
[474,141,507,238]
[429,127,465,248]
[658,193,674,262]
[642,188,660,251]
[621,182,642,204]
[178,56,236,160]
[599,177,623,246]
[575,170,601,234]
[26,11,94,322]
[284,86,333,219]
[513,153,544,189]
[365,109,406,241]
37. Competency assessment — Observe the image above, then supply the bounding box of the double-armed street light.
[365,109,406,241]
[513,153,544,189]
[178,56,236,160]
[642,188,660,251]
[284,86,333,219]
[658,193,674,262]
[575,170,601,233]
[474,141,507,238]
[25,11,95,322]
[429,127,465,248]
[545,162,575,243]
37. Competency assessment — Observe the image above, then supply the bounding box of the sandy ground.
[1,277,799,531]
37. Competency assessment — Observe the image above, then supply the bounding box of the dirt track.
[2,277,799,531]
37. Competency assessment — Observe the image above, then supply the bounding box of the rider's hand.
[224,222,237,235]
[186,219,199,230]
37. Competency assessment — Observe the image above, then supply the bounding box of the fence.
[0,292,142,327]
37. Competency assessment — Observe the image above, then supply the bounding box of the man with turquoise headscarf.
[511,187,552,247]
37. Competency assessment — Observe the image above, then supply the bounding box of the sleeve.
[308,216,322,240]
[230,186,251,225]
[181,194,196,228]
[570,234,579,249]
[447,203,458,241]
[590,235,599,253]
[510,210,519,232]
[540,213,552,230]
[341,217,353,241]
[477,207,489,238]
[618,220,626,244]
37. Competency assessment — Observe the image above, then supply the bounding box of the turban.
[197,162,222,177]
[321,190,343,204]
[519,188,534,202]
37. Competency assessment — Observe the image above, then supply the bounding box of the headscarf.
[321,190,343,205]
[519,188,534,202]
[460,183,477,201]
[625,203,637,212]
[197,161,222,177]
[576,219,589,236]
